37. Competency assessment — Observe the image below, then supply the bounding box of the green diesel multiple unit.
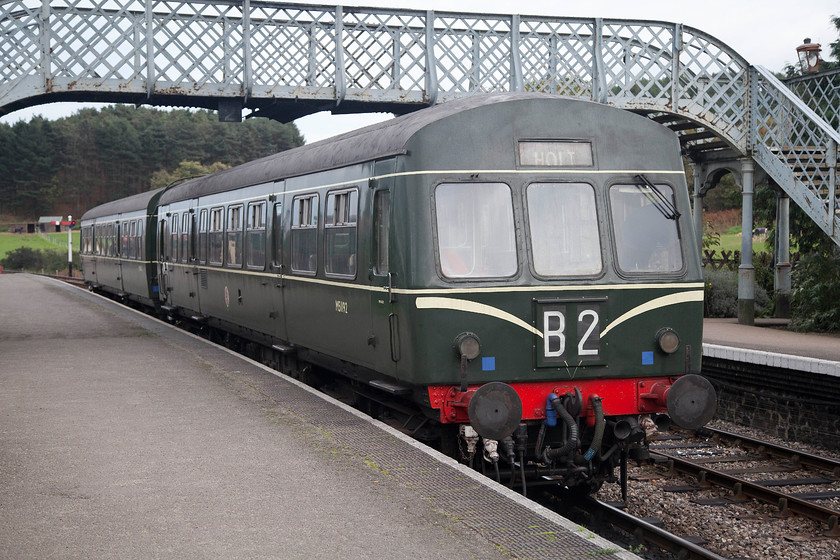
[81,93,715,495]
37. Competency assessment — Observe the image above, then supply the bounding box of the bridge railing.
[752,66,840,240]
[784,68,840,132]
[2,2,749,146]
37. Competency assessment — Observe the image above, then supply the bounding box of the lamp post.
[796,38,822,73]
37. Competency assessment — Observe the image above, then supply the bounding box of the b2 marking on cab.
[537,303,601,366]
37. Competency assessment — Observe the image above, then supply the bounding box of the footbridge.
[2,1,839,323]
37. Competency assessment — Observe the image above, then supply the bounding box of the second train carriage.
[80,188,165,308]
[81,92,716,493]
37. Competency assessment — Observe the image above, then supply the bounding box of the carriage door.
[157,216,169,301]
[183,207,200,310]
[368,169,398,374]
[87,223,99,285]
[117,219,129,294]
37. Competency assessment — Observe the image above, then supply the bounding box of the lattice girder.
[1,0,754,152]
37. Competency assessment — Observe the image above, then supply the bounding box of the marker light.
[656,328,680,354]
[454,332,481,360]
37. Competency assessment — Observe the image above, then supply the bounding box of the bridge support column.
[738,158,755,325]
[774,190,792,318]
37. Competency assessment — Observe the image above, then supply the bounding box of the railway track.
[590,424,840,559]
[10,271,87,288]
[650,427,840,537]
[49,273,86,288]
[562,497,730,560]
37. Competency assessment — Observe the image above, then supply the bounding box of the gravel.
[594,419,840,560]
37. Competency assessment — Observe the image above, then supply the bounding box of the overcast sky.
[2,0,837,142]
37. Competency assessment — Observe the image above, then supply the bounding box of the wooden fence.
[702,250,799,271]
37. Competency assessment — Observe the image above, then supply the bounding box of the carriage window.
[373,191,390,275]
[435,183,517,278]
[272,203,283,267]
[169,217,178,262]
[198,209,208,264]
[135,220,143,260]
[120,221,129,258]
[325,189,357,277]
[291,194,318,273]
[209,207,223,265]
[107,223,116,257]
[226,205,243,268]
[126,221,132,259]
[246,201,267,269]
[128,221,135,259]
[102,224,108,256]
[180,212,190,263]
[610,183,683,273]
[526,183,602,276]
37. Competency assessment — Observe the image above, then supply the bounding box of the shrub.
[702,220,720,250]
[42,249,78,273]
[0,247,78,273]
[1,247,45,271]
[703,266,772,318]
[704,268,738,317]
[790,253,840,332]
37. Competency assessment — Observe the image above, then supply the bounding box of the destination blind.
[518,140,593,167]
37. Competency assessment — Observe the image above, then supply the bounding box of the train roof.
[158,92,608,204]
[81,187,165,221]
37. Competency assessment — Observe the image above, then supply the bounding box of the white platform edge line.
[703,343,840,378]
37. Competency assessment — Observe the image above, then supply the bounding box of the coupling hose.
[542,394,579,463]
[583,394,605,461]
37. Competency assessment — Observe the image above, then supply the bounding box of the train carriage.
[81,92,716,495]
[80,188,165,308]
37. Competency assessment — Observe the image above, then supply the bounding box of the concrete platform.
[703,318,840,377]
[0,274,640,560]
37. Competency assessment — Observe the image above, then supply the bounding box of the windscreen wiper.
[635,174,681,220]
